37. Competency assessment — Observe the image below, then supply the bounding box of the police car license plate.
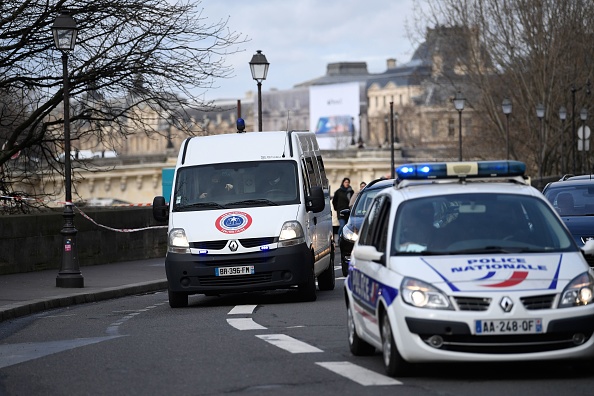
[475,318,542,335]
[215,266,254,276]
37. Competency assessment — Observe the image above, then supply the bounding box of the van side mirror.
[152,196,169,222]
[306,186,325,213]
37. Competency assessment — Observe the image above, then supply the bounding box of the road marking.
[0,337,121,369]
[227,318,267,330]
[256,334,323,353]
[228,305,257,315]
[316,361,402,386]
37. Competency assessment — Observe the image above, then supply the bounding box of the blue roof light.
[396,160,526,180]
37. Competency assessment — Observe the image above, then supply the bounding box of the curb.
[0,280,168,323]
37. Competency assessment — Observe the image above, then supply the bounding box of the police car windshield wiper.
[453,246,523,254]
[174,201,227,211]
[226,199,279,207]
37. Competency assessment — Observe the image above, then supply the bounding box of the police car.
[344,160,594,377]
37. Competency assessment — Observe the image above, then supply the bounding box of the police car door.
[351,195,392,341]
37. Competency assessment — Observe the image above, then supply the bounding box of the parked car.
[345,160,594,377]
[338,178,394,276]
[542,174,594,266]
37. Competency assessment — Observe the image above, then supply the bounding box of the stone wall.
[0,207,167,275]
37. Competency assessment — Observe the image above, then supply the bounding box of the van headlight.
[168,228,190,254]
[278,221,305,247]
[401,277,453,310]
[559,272,594,308]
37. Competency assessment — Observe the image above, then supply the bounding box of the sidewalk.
[0,258,168,323]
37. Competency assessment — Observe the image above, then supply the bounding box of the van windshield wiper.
[226,199,279,207]
[174,201,227,211]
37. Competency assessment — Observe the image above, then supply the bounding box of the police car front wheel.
[381,310,411,377]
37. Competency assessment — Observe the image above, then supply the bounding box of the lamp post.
[357,113,364,148]
[249,50,269,132]
[559,106,567,174]
[453,91,465,161]
[350,116,356,145]
[390,102,395,179]
[502,98,512,160]
[383,115,389,147]
[580,107,588,174]
[570,81,591,174]
[536,103,545,186]
[53,10,83,288]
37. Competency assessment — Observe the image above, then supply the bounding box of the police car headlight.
[278,221,305,247]
[168,228,190,254]
[401,277,453,310]
[559,272,594,308]
[342,223,358,243]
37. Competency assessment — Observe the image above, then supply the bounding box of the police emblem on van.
[215,211,253,234]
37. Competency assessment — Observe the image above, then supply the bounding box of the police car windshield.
[392,193,575,255]
[172,161,300,211]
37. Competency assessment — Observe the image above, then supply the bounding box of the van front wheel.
[298,264,317,302]
[168,288,188,308]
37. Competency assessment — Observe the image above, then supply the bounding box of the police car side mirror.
[152,196,169,223]
[581,239,594,256]
[353,245,385,265]
[306,186,325,213]
[339,208,350,220]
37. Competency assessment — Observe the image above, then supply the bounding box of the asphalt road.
[1,261,593,395]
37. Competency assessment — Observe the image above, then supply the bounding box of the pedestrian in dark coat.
[332,177,353,236]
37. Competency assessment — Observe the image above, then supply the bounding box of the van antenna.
[282,111,290,158]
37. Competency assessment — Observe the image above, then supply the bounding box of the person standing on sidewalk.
[332,177,353,236]
[349,181,366,208]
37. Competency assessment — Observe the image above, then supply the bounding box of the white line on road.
[228,305,257,315]
[256,334,323,353]
[316,361,402,386]
[227,318,267,330]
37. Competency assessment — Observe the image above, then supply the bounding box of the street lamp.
[453,91,465,161]
[501,98,512,160]
[536,103,545,186]
[559,106,567,174]
[383,115,389,147]
[350,116,356,145]
[580,107,588,174]
[249,50,269,132]
[390,102,395,179]
[53,10,83,288]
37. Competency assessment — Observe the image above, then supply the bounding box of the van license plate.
[475,318,542,335]
[215,266,255,276]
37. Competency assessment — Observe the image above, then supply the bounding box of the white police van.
[345,160,594,376]
[153,129,335,307]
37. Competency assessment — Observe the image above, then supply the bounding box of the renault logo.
[500,296,513,313]
[229,240,238,252]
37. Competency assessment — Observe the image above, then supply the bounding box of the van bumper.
[165,243,312,295]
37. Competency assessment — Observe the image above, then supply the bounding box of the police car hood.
[391,253,585,292]
[170,205,300,242]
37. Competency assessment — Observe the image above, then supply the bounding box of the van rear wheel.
[168,288,188,308]
[317,247,335,291]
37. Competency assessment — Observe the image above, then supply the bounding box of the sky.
[197,0,421,101]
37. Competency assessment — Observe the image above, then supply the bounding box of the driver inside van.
[200,172,234,199]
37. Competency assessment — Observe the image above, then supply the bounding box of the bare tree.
[0,0,247,205]
[413,0,594,179]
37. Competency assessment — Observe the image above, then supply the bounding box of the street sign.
[577,125,591,140]
[578,138,590,151]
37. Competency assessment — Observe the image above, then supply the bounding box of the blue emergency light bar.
[396,160,526,180]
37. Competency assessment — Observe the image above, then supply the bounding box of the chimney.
[387,58,397,69]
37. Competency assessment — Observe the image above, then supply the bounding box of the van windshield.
[172,161,300,211]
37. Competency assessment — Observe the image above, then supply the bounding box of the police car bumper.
[389,302,594,362]
[165,243,312,295]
